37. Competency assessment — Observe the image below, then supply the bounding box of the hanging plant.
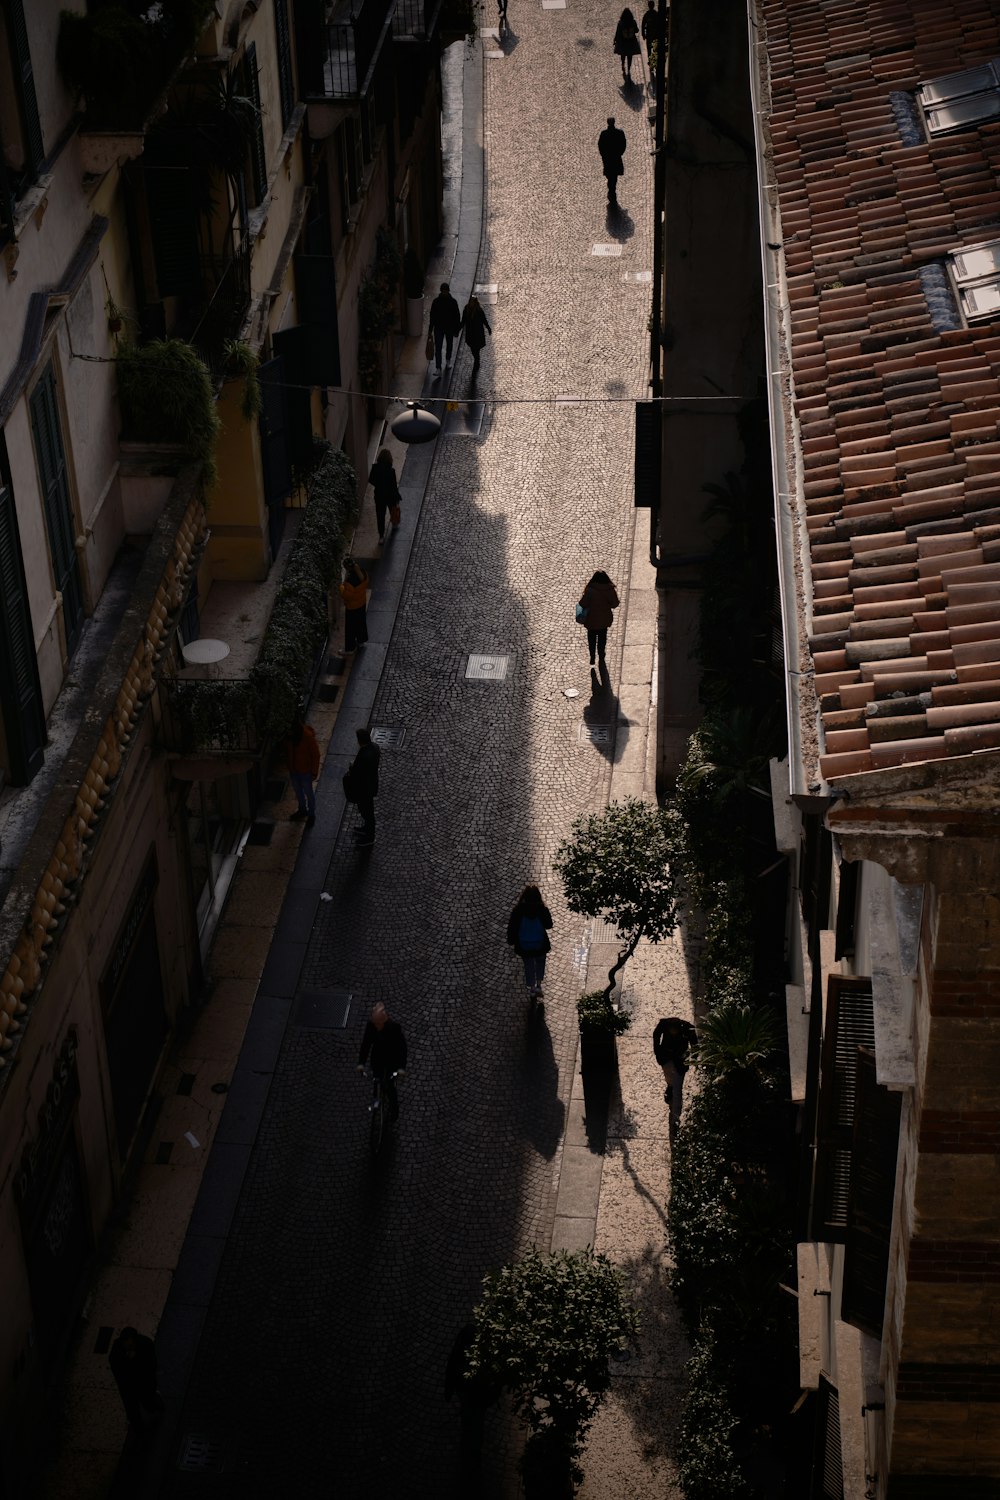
[223,339,262,422]
[115,339,220,483]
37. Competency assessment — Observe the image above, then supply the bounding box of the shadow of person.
[619,75,645,109]
[606,202,635,241]
[581,666,623,763]
[517,1008,565,1160]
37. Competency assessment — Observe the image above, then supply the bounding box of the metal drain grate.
[591,918,625,945]
[622,270,652,283]
[177,1434,229,1473]
[579,723,612,744]
[371,724,406,749]
[292,989,353,1030]
[466,654,510,681]
[473,283,499,304]
[592,243,623,257]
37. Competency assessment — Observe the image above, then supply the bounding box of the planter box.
[579,1027,618,1074]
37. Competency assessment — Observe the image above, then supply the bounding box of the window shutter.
[29,366,85,656]
[274,0,295,128]
[812,977,875,1241]
[244,43,268,206]
[634,401,662,508]
[0,438,44,783]
[272,327,315,474]
[7,0,44,174]
[294,253,341,386]
[144,166,201,299]
[810,1377,844,1499]
[841,1047,901,1338]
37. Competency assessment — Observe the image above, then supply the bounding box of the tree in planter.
[115,339,220,482]
[554,797,682,1004]
[467,1246,639,1491]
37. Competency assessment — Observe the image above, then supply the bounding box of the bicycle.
[362,1067,402,1156]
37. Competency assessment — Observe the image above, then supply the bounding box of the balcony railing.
[159,677,261,756]
[302,0,394,98]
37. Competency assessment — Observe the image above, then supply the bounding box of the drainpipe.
[746,0,818,799]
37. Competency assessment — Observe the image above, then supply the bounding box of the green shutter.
[0,436,44,783]
[29,366,85,655]
[244,43,268,205]
[273,0,295,128]
[7,0,44,174]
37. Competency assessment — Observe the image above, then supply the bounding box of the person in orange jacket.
[340,557,369,653]
[287,713,320,826]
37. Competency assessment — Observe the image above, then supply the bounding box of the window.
[0,0,45,242]
[273,0,295,129]
[811,976,875,1241]
[239,43,268,207]
[0,431,44,784]
[916,59,1000,137]
[840,1047,901,1339]
[29,364,86,658]
[948,237,1000,323]
[810,1378,844,1500]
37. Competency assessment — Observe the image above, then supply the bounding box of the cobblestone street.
[158,9,656,1496]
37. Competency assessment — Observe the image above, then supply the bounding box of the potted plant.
[403,248,425,338]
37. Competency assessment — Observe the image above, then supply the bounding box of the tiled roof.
[759,0,1000,781]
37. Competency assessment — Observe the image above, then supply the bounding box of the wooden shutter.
[29,366,85,656]
[274,0,295,128]
[634,401,662,508]
[0,436,44,783]
[243,43,268,206]
[294,253,342,386]
[810,1377,844,1499]
[812,976,875,1241]
[841,1047,901,1338]
[7,0,44,176]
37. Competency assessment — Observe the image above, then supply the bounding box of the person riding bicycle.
[357,1002,408,1119]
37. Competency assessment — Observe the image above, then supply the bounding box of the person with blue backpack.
[506,885,554,1001]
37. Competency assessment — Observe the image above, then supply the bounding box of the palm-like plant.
[694,1000,781,1077]
[678,706,784,804]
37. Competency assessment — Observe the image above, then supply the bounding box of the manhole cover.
[592,243,623,257]
[466,654,510,681]
[293,990,352,1030]
[579,723,612,744]
[371,724,406,749]
[178,1434,228,1473]
[541,1,566,8]
[622,270,652,283]
[556,394,583,406]
[443,400,486,437]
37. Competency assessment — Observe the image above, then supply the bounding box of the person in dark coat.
[653,1015,697,1128]
[445,1321,502,1484]
[597,117,627,205]
[506,885,554,1000]
[578,570,620,666]
[339,557,369,653]
[613,7,641,79]
[109,1326,162,1435]
[356,1002,407,1118]
[461,295,492,377]
[368,448,401,543]
[347,725,381,845]
[640,0,657,59]
[429,281,462,373]
[286,713,320,826]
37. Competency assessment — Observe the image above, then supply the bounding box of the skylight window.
[948,239,1000,324]
[916,60,1000,136]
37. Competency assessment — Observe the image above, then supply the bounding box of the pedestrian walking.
[345,725,381,846]
[461,295,492,378]
[640,0,657,60]
[287,713,320,826]
[507,885,553,1001]
[340,557,369,653]
[496,0,508,28]
[578,570,620,666]
[356,1002,407,1118]
[445,1321,501,1484]
[368,448,401,544]
[653,1015,697,1129]
[429,281,461,373]
[109,1326,162,1436]
[613,7,641,80]
[597,117,627,206]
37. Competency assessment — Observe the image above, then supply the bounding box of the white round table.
[181,638,231,675]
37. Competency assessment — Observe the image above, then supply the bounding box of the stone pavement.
[40,10,697,1497]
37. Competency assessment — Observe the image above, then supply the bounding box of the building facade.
[0,0,443,1488]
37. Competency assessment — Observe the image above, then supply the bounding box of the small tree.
[554,797,681,1003]
[468,1247,639,1485]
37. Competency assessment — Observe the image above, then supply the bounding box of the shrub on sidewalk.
[467,1246,639,1486]
[676,1332,751,1500]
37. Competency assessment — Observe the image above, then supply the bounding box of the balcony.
[189,242,254,380]
[392,0,445,39]
[299,0,395,100]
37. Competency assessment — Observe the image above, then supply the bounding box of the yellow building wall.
[205,379,269,581]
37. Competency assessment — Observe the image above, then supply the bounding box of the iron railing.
[190,239,253,378]
[159,676,261,756]
[313,0,394,97]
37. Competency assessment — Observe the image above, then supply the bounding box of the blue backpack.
[518,914,545,951]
